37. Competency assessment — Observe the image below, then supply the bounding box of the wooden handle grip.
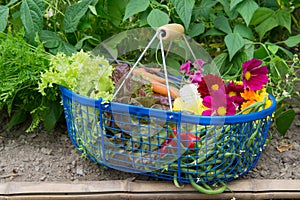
[157,24,184,41]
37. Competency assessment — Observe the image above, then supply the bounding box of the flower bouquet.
[173,58,272,117]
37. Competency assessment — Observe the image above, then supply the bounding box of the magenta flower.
[225,81,245,106]
[202,89,237,116]
[242,58,269,91]
[193,59,206,69]
[189,70,202,83]
[180,61,191,74]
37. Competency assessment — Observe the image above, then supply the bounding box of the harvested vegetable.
[38,50,115,101]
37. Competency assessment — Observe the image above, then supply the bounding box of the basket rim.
[60,85,276,125]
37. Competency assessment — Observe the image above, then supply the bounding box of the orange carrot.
[151,81,179,99]
[133,68,166,83]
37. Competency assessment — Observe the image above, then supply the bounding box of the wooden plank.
[1,192,300,200]
[0,179,299,199]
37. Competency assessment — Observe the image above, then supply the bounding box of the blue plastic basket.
[60,86,276,185]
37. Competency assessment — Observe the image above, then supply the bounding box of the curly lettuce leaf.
[38,50,115,101]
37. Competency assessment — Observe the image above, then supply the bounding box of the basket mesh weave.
[60,86,276,185]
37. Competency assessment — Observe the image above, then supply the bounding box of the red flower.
[242,58,269,90]
[225,81,245,106]
[197,74,225,98]
[202,89,237,116]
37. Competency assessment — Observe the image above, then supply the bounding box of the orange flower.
[240,89,271,113]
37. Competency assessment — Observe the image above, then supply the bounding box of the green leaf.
[147,9,169,28]
[64,0,94,33]
[202,28,225,37]
[269,56,289,82]
[273,56,289,76]
[20,0,44,42]
[283,34,300,47]
[230,0,243,10]
[49,41,77,56]
[243,40,255,59]
[40,99,63,133]
[276,9,291,33]
[267,44,279,55]
[233,23,254,40]
[218,0,238,19]
[172,0,195,30]
[0,6,9,32]
[123,0,149,21]
[7,110,27,131]
[214,16,232,34]
[275,109,295,136]
[88,5,97,16]
[236,0,259,26]
[7,0,19,6]
[224,33,245,61]
[75,35,98,50]
[107,0,128,26]
[193,0,218,20]
[250,7,274,25]
[189,22,205,37]
[39,30,61,49]
[213,53,228,72]
[255,17,278,40]
[254,45,268,59]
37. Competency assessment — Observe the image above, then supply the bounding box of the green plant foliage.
[172,0,195,30]
[224,33,245,60]
[147,9,169,28]
[123,0,150,21]
[0,5,9,32]
[214,16,232,34]
[0,30,62,132]
[235,0,259,26]
[20,0,44,43]
[107,0,128,26]
[188,22,205,37]
[275,109,296,136]
[63,0,94,33]
[283,34,300,47]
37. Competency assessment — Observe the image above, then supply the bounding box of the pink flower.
[202,89,237,116]
[180,61,191,74]
[193,59,206,69]
[189,70,202,83]
[242,58,269,91]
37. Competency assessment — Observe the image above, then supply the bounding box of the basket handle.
[112,24,185,110]
[157,24,184,41]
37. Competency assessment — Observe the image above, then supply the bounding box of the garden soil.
[0,109,299,183]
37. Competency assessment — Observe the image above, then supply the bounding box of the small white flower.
[48,9,54,17]
[282,90,291,98]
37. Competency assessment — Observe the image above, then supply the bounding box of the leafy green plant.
[0,30,62,132]
[38,50,115,101]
